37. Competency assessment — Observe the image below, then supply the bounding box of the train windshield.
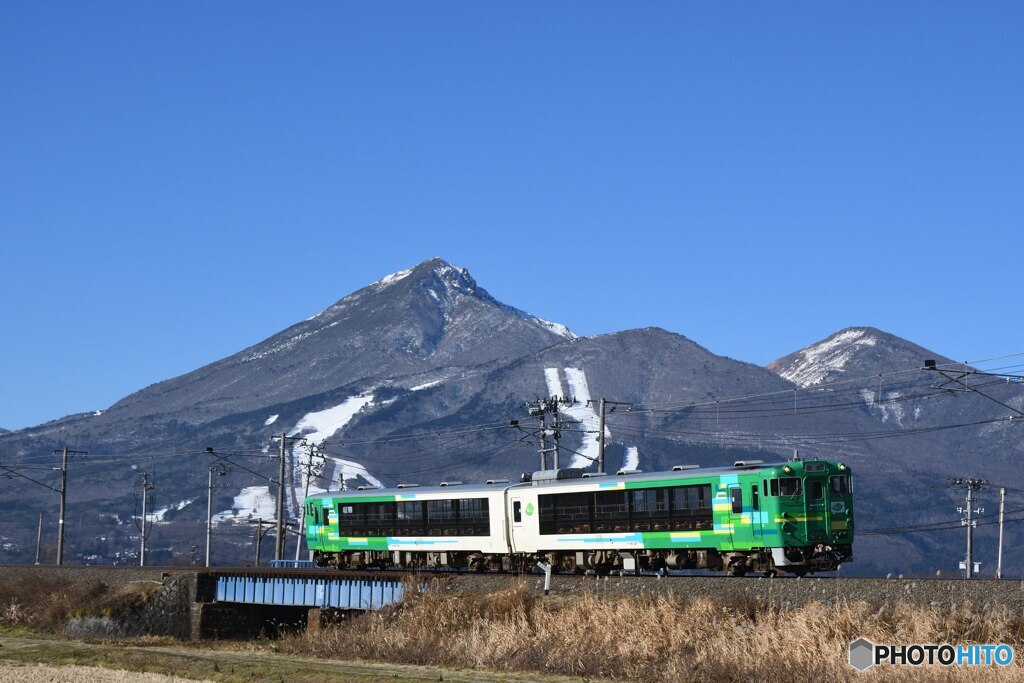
[778,478,802,496]
[830,475,853,494]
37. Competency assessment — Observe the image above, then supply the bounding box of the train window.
[752,485,759,512]
[513,500,522,523]
[763,479,768,497]
[730,488,743,514]
[594,490,629,532]
[458,498,490,536]
[427,499,456,536]
[395,501,423,536]
[778,478,802,497]
[539,492,592,535]
[810,480,824,500]
[630,488,668,531]
[337,503,359,536]
[397,501,423,520]
[770,479,779,496]
[322,508,330,525]
[631,488,668,514]
[830,475,852,494]
[671,484,710,511]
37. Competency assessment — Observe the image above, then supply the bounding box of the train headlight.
[839,463,847,471]
[783,465,792,474]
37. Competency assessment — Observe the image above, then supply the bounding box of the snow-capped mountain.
[767,327,954,388]
[105,257,572,422]
[1,263,1022,576]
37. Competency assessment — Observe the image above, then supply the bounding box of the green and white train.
[304,459,854,576]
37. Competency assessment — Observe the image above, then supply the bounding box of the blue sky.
[1,3,1021,430]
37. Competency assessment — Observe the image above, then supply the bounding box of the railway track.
[3,564,1019,612]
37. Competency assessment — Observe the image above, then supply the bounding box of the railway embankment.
[445,572,1024,611]
[2,565,1023,644]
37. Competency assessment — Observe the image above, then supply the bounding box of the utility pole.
[138,472,155,567]
[538,412,548,471]
[252,519,274,567]
[35,512,43,565]
[586,398,632,474]
[270,433,305,562]
[205,462,229,567]
[295,442,324,561]
[951,477,986,579]
[52,447,87,565]
[997,486,1006,580]
[526,397,577,471]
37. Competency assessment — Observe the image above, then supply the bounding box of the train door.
[750,484,763,541]
[509,496,524,552]
[728,487,754,548]
[805,477,828,543]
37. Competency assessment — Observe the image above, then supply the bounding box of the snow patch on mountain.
[152,498,196,523]
[286,394,380,514]
[544,368,563,396]
[335,460,385,490]
[213,486,276,524]
[377,267,414,288]
[410,380,442,392]
[242,329,319,363]
[777,329,878,388]
[264,414,279,426]
[535,318,575,339]
[289,394,375,442]
[544,367,609,469]
[860,388,906,426]
[622,446,639,471]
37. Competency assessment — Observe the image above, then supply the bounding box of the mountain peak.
[372,257,474,293]
[767,326,949,388]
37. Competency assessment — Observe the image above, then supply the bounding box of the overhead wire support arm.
[924,361,1024,418]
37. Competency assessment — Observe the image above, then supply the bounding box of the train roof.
[306,459,847,501]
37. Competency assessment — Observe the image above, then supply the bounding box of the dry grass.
[0,576,159,632]
[279,582,1024,682]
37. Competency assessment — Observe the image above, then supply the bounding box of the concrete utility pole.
[295,442,324,562]
[587,398,632,474]
[271,434,305,562]
[35,512,43,565]
[138,472,155,567]
[206,463,229,567]
[538,412,548,471]
[526,397,576,471]
[277,434,287,562]
[53,447,87,565]
[951,477,987,579]
[997,486,1006,580]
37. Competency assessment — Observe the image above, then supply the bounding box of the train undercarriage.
[312,544,852,577]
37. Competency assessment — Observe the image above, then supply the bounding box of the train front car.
[303,482,511,571]
[509,459,854,577]
[756,459,854,576]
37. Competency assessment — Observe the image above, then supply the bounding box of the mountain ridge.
[1,258,1022,577]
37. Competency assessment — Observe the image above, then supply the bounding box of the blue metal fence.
[215,575,407,610]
